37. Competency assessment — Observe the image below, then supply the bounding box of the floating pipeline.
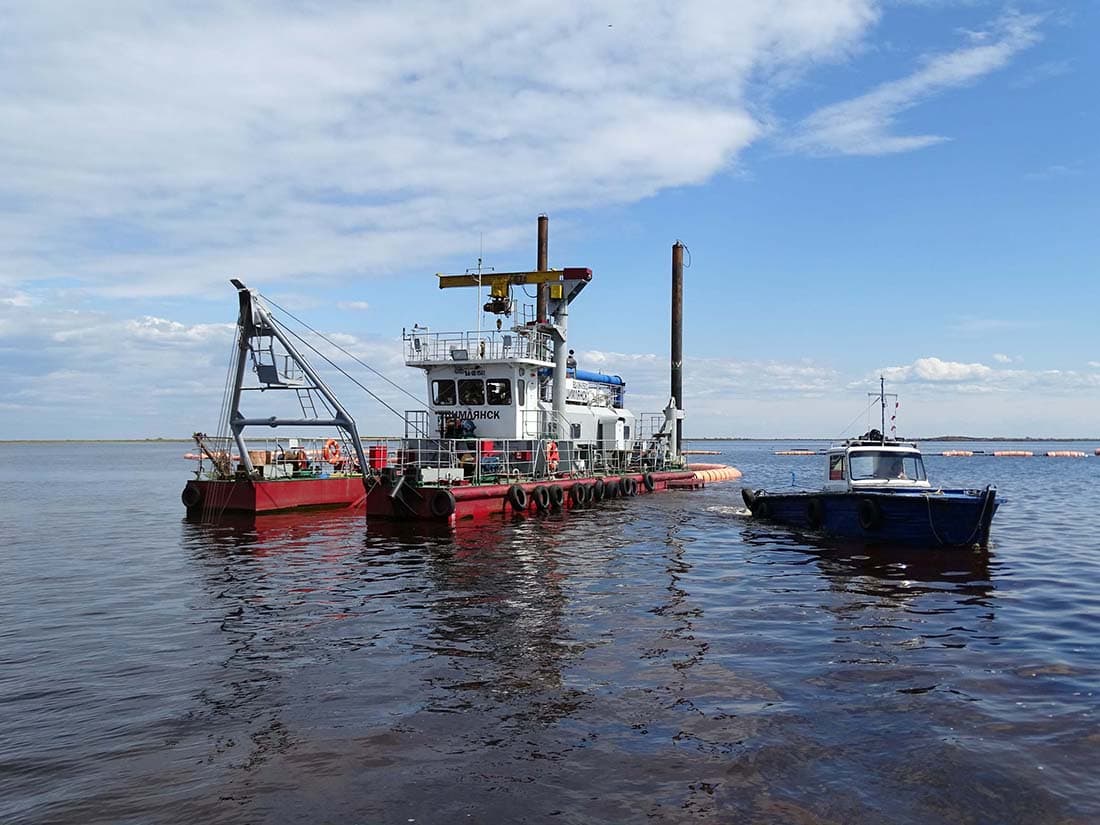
[769,448,1098,459]
[688,463,743,483]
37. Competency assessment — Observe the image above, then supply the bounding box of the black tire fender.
[642,472,655,492]
[507,484,528,512]
[430,488,456,519]
[569,482,587,507]
[618,477,631,496]
[858,497,882,531]
[532,485,551,512]
[591,479,605,501]
[806,497,824,529]
[627,478,638,497]
[548,484,564,508]
[181,485,202,509]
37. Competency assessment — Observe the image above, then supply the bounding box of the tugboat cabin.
[824,438,930,493]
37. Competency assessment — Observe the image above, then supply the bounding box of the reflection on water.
[3,442,1100,824]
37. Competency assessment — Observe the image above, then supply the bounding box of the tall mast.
[880,375,886,443]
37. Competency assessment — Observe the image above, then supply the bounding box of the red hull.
[184,470,698,522]
[183,476,367,517]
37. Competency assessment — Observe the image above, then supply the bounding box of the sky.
[1,0,1097,439]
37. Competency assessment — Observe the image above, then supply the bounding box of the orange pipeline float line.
[688,463,743,483]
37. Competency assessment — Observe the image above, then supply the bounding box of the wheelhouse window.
[432,379,456,406]
[486,378,512,406]
[829,454,845,481]
[458,379,484,406]
[849,451,926,481]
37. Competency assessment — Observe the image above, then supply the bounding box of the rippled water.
[3,441,1099,823]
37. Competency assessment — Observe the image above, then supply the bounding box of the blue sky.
[1,0,1096,438]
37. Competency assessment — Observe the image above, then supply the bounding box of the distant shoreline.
[2,436,1097,445]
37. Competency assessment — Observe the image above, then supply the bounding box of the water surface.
[2,441,1098,823]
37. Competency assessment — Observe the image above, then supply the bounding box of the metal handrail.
[404,329,553,363]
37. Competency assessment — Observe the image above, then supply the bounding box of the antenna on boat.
[866,375,897,444]
[466,236,494,348]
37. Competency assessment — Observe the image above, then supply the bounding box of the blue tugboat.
[742,382,999,548]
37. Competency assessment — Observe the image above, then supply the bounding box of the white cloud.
[0,1,877,298]
[787,12,1041,155]
[992,353,1014,364]
[338,301,371,312]
[882,356,993,383]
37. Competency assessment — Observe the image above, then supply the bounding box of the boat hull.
[184,470,699,521]
[183,476,369,517]
[741,487,999,548]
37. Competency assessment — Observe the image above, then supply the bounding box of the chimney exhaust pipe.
[671,241,684,453]
[536,214,549,323]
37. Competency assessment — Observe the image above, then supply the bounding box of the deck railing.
[404,328,553,364]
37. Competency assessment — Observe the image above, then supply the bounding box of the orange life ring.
[546,440,560,473]
[322,438,342,463]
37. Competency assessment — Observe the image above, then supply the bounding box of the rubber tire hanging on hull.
[548,484,565,509]
[181,485,201,509]
[570,483,588,507]
[508,484,528,512]
[642,473,655,492]
[806,497,824,529]
[532,485,551,512]
[858,497,882,531]
[430,489,456,519]
[591,480,605,501]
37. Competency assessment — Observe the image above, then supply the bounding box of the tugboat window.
[849,452,926,481]
[486,379,512,406]
[458,379,485,406]
[829,454,845,480]
[517,379,526,406]
[432,379,456,406]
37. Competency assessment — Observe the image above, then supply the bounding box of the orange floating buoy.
[993,451,1033,457]
[941,450,974,457]
[1046,450,1086,458]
